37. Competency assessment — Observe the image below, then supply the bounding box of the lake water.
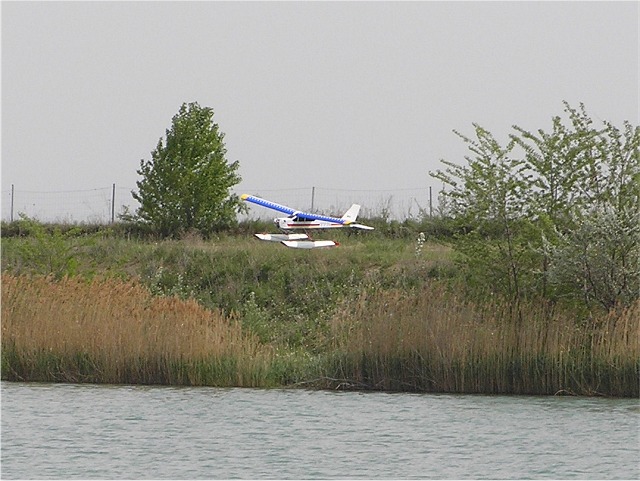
[1,382,638,479]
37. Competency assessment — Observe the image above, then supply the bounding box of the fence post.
[10,184,14,222]
[311,186,315,212]
[111,183,116,223]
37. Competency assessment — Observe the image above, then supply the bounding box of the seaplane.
[241,193,374,249]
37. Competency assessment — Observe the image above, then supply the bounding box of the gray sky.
[2,1,638,218]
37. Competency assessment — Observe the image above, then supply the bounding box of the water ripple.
[2,383,638,479]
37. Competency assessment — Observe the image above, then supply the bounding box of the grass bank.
[1,223,638,395]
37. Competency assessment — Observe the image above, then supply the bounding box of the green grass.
[1,225,454,349]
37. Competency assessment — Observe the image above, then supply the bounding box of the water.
[1,382,638,480]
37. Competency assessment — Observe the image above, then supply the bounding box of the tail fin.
[341,204,361,223]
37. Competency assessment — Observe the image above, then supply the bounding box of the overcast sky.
[2,1,638,216]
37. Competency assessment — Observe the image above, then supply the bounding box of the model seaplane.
[241,193,374,249]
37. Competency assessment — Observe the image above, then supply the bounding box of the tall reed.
[1,274,274,386]
[3,273,638,395]
[326,285,639,396]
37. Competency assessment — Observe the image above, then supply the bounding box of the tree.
[431,125,537,303]
[133,102,244,237]
[431,102,640,310]
[537,111,640,310]
[545,207,640,310]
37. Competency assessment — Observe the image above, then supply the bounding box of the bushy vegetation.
[432,102,639,311]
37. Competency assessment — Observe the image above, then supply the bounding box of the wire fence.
[1,185,135,224]
[1,184,442,224]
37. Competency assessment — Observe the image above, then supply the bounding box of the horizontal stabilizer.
[349,223,375,230]
[281,240,338,249]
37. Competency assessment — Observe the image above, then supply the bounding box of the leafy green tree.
[432,102,640,310]
[513,103,640,308]
[508,102,605,298]
[536,110,640,309]
[133,102,244,237]
[431,125,534,302]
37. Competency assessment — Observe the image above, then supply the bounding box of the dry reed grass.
[3,273,638,396]
[328,285,640,396]
[1,274,273,386]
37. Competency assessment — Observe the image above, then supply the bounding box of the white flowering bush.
[415,232,426,258]
[545,207,640,310]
